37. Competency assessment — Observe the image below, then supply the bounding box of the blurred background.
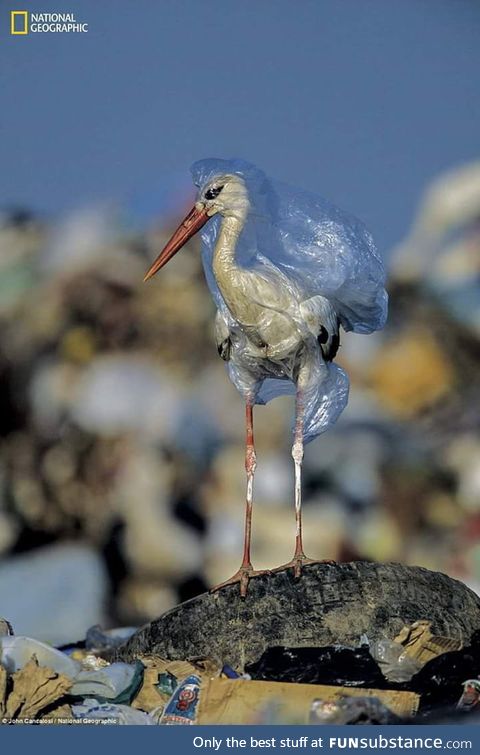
[0,0,479,645]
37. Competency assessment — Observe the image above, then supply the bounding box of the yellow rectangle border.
[11,11,28,35]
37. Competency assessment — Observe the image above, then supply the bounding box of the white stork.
[144,159,387,597]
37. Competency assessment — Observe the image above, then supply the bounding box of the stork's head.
[199,174,250,220]
[144,173,249,281]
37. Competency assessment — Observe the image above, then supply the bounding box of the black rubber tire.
[116,561,480,670]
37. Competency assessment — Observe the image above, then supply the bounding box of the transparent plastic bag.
[191,159,388,442]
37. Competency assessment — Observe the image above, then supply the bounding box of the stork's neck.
[212,212,246,288]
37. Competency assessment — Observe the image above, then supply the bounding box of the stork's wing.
[214,310,231,362]
[192,159,388,335]
[300,295,340,362]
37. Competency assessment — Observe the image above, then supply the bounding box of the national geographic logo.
[10,10,89,34]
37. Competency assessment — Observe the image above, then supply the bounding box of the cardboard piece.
[3,657,72,720]
[131,655,220,716]
[394,620,462,665]
[197,678,419,725]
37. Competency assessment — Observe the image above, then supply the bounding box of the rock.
[117,562,480,670]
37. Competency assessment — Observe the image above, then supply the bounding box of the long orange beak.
[143,205,210,281]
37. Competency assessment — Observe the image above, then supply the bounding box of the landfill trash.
[196,678,418,725]
[221,664,241,679]
[0,636,81,677]
[157,670,178,697]
[457,679,480,712]
[0,657,72,720]
[72,697,156,725]
[131,667,167,715]
[408,642,480,713]
[246,645,388,688]
[85,625,137,652]
[132,656,208,719]
[70,660,144,703]
[70,653,110,671]
[395,621,463,663]
[2,615,480,724]
[369,639,421,683]
[309,695,401,725]
[369,621,462,683]
[160,674,201,725]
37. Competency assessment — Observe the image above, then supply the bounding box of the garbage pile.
[2,616,480,725]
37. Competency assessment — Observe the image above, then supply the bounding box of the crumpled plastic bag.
[0,635,80,678]
[70,660,144,704]
[369,639,422,683]
[190,158,388,442]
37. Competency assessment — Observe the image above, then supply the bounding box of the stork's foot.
[210,564,272,598]
[273,555,336,579]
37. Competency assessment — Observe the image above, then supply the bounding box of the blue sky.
[1,0,479,255]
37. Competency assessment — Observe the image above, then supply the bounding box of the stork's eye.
[205,185,223,200]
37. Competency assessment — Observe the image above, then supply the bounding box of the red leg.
[211,402,270,597]
[242,402,255,569]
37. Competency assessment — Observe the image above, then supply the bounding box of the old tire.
[116,561,480,670]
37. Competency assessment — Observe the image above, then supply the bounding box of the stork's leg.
[274,385,334,578]
[240,401,256,572]
[210,401,270,598]
[291,388,306,575]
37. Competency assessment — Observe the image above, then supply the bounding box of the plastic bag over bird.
[191,158,388,442]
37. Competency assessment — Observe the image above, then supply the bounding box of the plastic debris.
[246,645,388,688]
[457,679,480,712]
[1,622,479,724]
[408,642,480,713]
[70,660,144,704]
[0,635,81,677]
[369,621,462,683]
[85,625,137,652]
[157,671,178,697]
[71,653,111,671]
[369,639,421,683]
[160,674,201,725]
[221,664,241,679]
